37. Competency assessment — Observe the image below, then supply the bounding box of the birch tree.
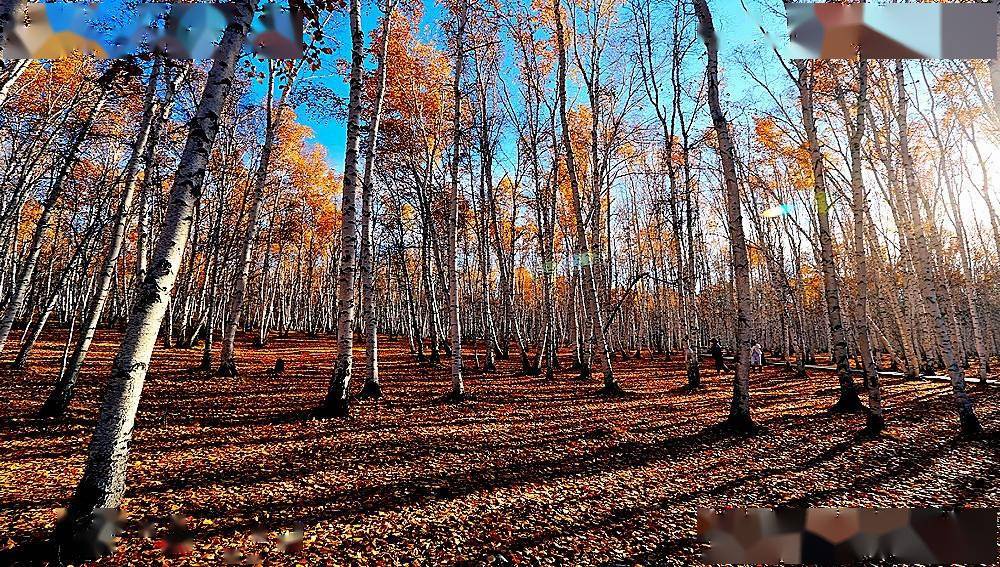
[323,0,365,417]
[54,4,256,557]
[693,0,753,430]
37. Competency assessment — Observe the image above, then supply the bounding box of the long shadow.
[471,411,985,564]
[465,434,861,563]
[182,422,745,540]
[4,356,995,565]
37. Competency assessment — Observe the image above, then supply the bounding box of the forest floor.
[2,330,1000,566]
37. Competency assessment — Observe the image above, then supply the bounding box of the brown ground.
[2,330,999,565]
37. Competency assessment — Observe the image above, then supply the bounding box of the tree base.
[721,413,757,434]
[54,507,121,563]
[960,412,984,439]
[216,359,238,378]
[357,381,382,400]
[829,389,865,414]
[37,398,68,419]
[441,390,468,404]
[596,382,626,398]
[862,413,885,437]
[313,398,349,418]
[576,365,592,380]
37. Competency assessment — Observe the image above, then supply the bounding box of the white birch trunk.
[553,0,617,393]
[359,7,395,397]
[894,61,981,436]
[55,5,254,557]
[324,0,364,416]
[694,0,753,428]
[447,0,466,399]
[796,59,863,413]
[41,60,165,417]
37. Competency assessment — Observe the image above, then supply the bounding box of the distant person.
[710,337,727,375]
[751,340,764,373]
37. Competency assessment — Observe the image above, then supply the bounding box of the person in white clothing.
[750,340,764,373]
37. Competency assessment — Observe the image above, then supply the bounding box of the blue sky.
[306,0,790,171]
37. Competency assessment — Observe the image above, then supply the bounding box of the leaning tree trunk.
[41,60,167,418]
[796,59,863,413]
[894,61,981,436]
[54,5,254,559]
[0,59,28,109]
[694,0,753,429]
[323,0,365,417]
[553,0,618,394]
[358,6,395,398]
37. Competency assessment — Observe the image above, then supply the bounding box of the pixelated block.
[698,507,997,564]
[785,3,997,60]
[2,2,303,60]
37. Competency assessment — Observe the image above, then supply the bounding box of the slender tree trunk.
[894,61,981,436]
[846,60,882,431]
[795,59,863,413]
[447,0,467,400]
[553,0,617,394]
[359,7,395,398]
[694,0,753,429]
[220,64,278,368]
[323,0,364,416]
[54,5,254,557]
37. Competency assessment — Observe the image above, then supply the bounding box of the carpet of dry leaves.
[2,330,999,565]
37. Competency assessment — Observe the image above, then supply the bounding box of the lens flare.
[761,203,795,218]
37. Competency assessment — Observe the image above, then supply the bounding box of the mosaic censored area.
[2,2,302,60]
[785,2,998,59]
[698,507,998,564]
